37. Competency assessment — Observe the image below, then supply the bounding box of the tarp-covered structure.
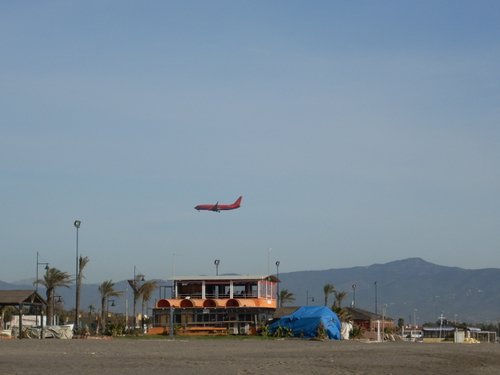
[269,306,341,340]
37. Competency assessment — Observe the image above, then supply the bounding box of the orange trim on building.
[155,298,276,309]
[254,298,277,308]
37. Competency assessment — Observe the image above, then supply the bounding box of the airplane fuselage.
[195,196,242,212]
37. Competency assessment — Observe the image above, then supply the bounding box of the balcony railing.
[176,292,260,299]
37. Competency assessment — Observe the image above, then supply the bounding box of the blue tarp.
[269,306,342,340]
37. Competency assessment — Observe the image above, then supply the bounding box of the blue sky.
[1,1,499,283]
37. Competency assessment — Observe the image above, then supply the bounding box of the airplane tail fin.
[233,196,243,207]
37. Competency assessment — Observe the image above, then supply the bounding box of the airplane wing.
[212,202,219,211]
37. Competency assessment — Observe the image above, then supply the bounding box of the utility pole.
[275,261,280,308]
[351,284,356,307]
[73,220,81,330]
[374,281,378,314]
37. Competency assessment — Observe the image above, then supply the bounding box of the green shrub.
[350,325,364,338]
[274,326,293,338]
[316,323,327,340]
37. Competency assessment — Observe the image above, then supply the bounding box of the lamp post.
[35,253,49,327]
[306,290,315,306]
[275,261,280,307]
[374,281,378,314]
[35,252,49,293]
[73,219,81,330]
[88,305,95,326]
[214,259,220,276]
[106,299,115,328]
[351,284,356,307]
[53,296,62,325]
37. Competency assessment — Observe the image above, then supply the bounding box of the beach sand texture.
[1,338,499,374]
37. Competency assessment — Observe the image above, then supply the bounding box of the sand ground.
[1,338,499,375]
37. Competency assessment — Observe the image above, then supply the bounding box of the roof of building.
[0,290,46,306]
[273,306,300,318]
[171,275,279,282]
[422,326,456,332]
[345,306,393,321]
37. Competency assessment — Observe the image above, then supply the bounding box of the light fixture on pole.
[107,299,116,309]
[53,296,63,325]
[106,299,115,327]
[275,261,280,307]
[306,290,315,306]
[73,219,81,330]
[214,259,220,276]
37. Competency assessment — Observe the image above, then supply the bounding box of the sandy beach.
[1,338,499,374]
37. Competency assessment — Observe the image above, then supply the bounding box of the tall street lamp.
[275,261,280,308]
[88,304,95,326]
[107,299,115,313]
[53,296,63,325]
[374,281,378,314]
[73,220,81,330]
[106,299,115,329]
[306,290,315,306]
[214,259,220,276]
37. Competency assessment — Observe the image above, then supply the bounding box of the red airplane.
[195,196,242,212]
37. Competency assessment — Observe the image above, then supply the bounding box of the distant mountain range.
[2,258,499,323]
[279,258,500,323]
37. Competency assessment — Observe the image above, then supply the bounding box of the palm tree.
[36,268,72,325]
[332,305,351,322]
[128,274,144,329]
[98,280,122,332]
[138,280,158,332]
[75,256,89,329]
[334,290,347,308]
[279,289,295,306]
[323,283,335,306]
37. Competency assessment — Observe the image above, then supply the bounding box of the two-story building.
[152,275,278,335]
